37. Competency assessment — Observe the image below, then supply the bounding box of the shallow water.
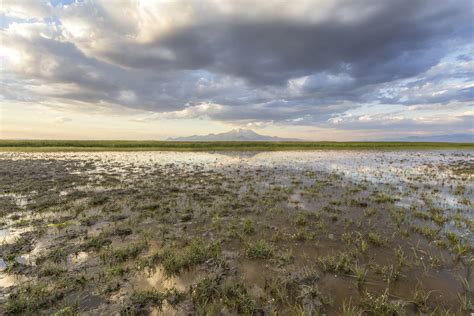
[2,150,472,184]
[3,150,472,219]
[0,150,472,315]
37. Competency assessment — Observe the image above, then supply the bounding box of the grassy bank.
[0,139,473,151]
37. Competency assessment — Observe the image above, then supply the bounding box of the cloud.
[0,0,473,136]
[1,0,52,19]
[53,116,72,123]
[325,105,474,134]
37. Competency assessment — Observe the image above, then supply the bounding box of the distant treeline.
[0,140,473,151]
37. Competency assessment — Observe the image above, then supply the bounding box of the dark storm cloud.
[101,0,471,87]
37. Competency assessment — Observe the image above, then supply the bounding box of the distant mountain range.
[168,129,301,141]
[381,133,473,143]
[168,130,473,142]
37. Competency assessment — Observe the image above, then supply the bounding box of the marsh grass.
[100,242,147,265]
[371,264,400,284]
[0,150,471,314]
[413,285,432,311]
[121,288,185,314]
[82,233,112,251]
[4,276,85,315]
[222,280,256,314]
[353,263,368,286]
[189,274,256,315]
[341,299,362,316]
[36,246,70,265]
[144,239,221,275]
[457,292,473,311]
[242,218,255,234]
[318,252,355,274]
[295,214,307,226]
[264,277,299,306]
[373,192,397,204]
[2,140,472,152]
[395,246,408,267]
[367,231,385,246]
[39,261,67,277]
[361,289,405,315]
[244,240,274,259]
[5,282,64,315]
[51,304,79,316]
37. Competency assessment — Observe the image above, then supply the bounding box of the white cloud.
[53,116,72,123]
[1,0,51,19]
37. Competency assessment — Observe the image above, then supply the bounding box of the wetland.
[0,150,472,315]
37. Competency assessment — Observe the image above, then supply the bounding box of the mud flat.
[0,150,472,315]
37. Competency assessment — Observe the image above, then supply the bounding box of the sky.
[0,0,473,140]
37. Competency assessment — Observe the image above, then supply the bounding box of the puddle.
[0,228,8,240]
[0,227,33,244]
[0,273,28,288]
[67,251,89,266]
[0,193,29,207]
[134,267,197,292]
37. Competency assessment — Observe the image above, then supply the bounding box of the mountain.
[382,133,473,143]
[167,129,301,141]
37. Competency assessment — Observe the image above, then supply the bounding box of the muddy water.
[0,150,472,315]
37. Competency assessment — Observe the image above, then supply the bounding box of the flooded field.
[0,150,472,315]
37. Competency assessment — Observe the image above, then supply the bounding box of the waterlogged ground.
[0,151,472,315]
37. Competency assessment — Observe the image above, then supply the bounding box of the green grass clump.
[318,252,355,274]
[353,263,368,286]
[222,280,256,314]
[100,242,147,265]
[413,285,432,311]
[11,219,31,228]
[35,247,69,265]
[264,277,299,306]
[361,289,405,315]
[367,231,385,246]
[88,195,109,206]
[111,226,133,238]
[107,266,128,277]
[80,215,102,226]
[131,289,164,309]
[121,288,185,314]
[454,185,465,195]
[151,239,221,275]
[410,225,440,240]
[295,214,307,226]
[39,261,67,277]
[191,276,255,315]
[82,233,112,251]
[244,240,274,259]
[4,283,62,315]
[373,192,397,204]
[372,264,400,283]
[191,274,222,309]
[51,305,79,316]
[341,299,363,316]
[390,208,406,227]
[243,218,255,234]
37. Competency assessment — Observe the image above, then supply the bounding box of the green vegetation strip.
[0,140,473,151]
